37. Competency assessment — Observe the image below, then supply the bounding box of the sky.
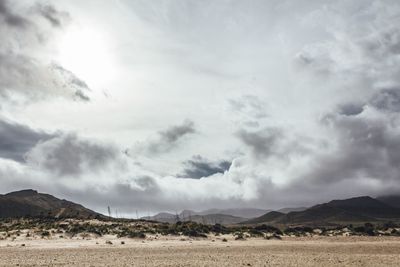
[1,0,400,216]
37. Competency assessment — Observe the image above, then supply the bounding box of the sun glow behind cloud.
[57,25,116,89]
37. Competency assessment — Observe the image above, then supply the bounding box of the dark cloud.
[338,103,364,116]
[303,102,400,189]
[35,3,70,28]
[0,0,28,27]
[179,155,232,179]
[0,119,55,162]
[26,134,120,176]
[146,120,196,154]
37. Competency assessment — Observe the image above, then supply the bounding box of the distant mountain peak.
[5,189,38,197]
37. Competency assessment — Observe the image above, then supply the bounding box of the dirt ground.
[1,236,400,266]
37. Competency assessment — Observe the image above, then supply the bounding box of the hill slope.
[245,196,400,226]
[377,195,400,208]
[242,211,285,224]
[0,189,103,219]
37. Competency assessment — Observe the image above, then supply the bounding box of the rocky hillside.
[0,189,103,219]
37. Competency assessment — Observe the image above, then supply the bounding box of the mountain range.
[1,189,400,226]
[142,208,270,224]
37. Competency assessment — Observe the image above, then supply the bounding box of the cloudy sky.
[1,0,400,216]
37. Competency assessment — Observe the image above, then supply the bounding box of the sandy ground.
[1,236,400,266]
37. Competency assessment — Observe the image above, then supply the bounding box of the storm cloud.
[302,88,400,188]
[0,119,54,162]
[179,155,232,179]
[26,134,121,177]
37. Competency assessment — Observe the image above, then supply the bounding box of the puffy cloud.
[307,88,400,186]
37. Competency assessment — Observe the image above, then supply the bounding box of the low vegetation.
[1,217,400,241]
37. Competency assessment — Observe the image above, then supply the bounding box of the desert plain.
[1,236,400,266]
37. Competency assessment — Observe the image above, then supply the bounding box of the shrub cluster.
[1,218,400,239]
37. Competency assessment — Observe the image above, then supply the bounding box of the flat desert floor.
[1,236,400,266]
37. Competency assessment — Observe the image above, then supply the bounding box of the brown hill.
[0,189,103,219]
[244,196,400,226]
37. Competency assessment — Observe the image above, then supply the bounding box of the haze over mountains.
[142,208,269,224]
[277,207,308,214]
[143,207,309,223]
[141,196,400,225]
